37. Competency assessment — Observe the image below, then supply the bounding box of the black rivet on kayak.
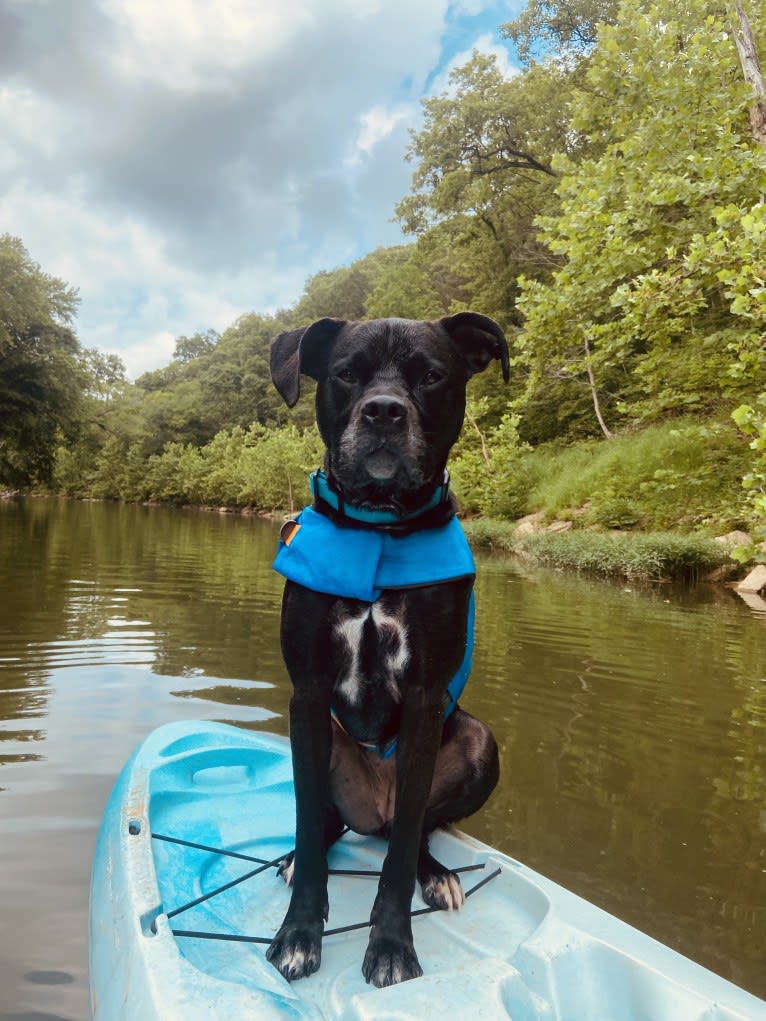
[129,819,141,835]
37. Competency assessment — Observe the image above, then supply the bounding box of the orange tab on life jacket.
[280,520,301,546]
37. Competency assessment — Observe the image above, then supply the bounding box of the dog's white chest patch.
[334,603,409,705]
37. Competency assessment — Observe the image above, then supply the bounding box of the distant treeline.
[2,0,765,540]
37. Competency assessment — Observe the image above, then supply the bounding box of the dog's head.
[270,314,509,511]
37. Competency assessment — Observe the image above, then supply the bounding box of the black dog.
[266,313,508,988]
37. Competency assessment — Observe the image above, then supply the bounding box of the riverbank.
[454,415,765,583]
[462,518,742,583]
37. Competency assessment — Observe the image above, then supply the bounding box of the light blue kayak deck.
[89,721,766,1020]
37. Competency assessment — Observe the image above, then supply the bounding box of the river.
[0,497,764,1018]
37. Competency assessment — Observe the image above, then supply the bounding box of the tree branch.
[730,0,766,148]
[583,334,613,440]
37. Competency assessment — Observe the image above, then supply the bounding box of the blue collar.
[309,469,451,526]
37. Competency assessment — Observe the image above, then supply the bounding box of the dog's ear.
[270,328,305,407]
[439,312,510,383]
[270,318,347,407]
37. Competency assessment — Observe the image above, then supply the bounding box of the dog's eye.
[422,369,442,386]
[336,369,356,384]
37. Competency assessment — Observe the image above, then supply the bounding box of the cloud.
[0,0,516,376]
[353,105,413,161]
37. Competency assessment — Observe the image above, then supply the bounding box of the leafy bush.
[451,401,533,518]
[731,397,766,562]
[238,424,323,512]
[54,422,323,512]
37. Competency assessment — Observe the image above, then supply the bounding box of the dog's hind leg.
[417,708,499,910]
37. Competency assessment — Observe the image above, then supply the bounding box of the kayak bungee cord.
[153,829,487,881]
[150,830,500,945]
[165,852,286,921]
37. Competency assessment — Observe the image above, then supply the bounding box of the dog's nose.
[361,395,407,428]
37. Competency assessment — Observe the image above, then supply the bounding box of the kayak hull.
[89,721,765,1020]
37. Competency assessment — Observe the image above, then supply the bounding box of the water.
[0,497,764,1018]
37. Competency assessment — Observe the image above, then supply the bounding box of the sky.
[1,0,523,378]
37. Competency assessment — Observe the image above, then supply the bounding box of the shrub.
[451,403,533,518]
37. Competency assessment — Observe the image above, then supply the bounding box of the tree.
[81,348,128,400]
[502,0,619,64]
[173,329,219,363]
[396,54,569,240]
[290,247,411,323]
[730,0,766,148]
[516,0,766,437]
[0,235,84,486]
[389,52,577,352]
[365,229,468,321]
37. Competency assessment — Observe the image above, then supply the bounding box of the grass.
[473,526,731,584]
[463,522,730,582]
[459,415,753,581]
[509,417,751,533]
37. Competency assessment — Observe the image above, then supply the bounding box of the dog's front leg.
[362,684,444,988]
[267,585,335,981]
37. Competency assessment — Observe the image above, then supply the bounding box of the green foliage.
[398,54,565,234]
[451,400,533,517]
[292,247,410,322]
[501,0,619,64]
[463,517,729,580]
[237,425,324,512]
[56,422,324,513]
[0,235,84,487]
[732,396,766,558]
[519,419,751,532]
[393,53,576,341]
[173,329,219,363]
[364,234,453,320]
[516,0,766,433]
[133,312,289,446]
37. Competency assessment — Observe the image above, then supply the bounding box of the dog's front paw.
[420,867,465,911]
[362,932,423,988]
[266,920,323,981]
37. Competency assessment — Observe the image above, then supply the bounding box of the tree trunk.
[730,1,766,149]
[583,334,613,440]
[465,406,491,465]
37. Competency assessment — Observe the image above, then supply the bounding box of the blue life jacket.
[273,477,476,758]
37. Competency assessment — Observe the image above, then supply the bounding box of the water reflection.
[0,499,287,765]
[0,497,764,1018]
[465,557,766,993]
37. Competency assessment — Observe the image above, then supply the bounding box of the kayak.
[89,720,765,1021]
